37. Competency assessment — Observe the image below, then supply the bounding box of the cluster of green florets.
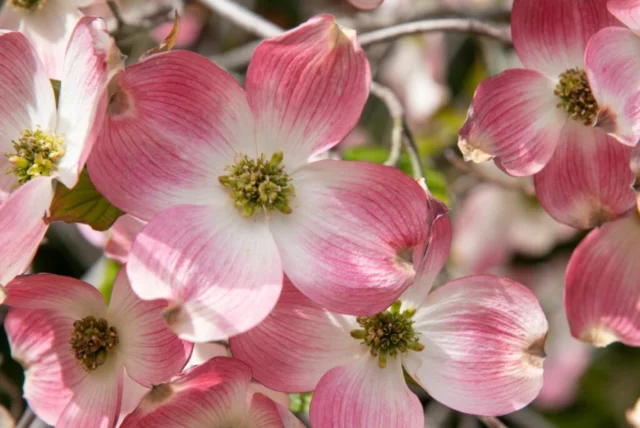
[6,128,65,185]
[219,151,295,217]
[351,301,424,368]
[554,67,599,126]
[69,316,119,371]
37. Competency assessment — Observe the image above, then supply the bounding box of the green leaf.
[423,167,449,204]
[289,392,313,413]
[99,259,122,305]
[341,145,390,164]
[341,145,449,203]
[48,169,124,231]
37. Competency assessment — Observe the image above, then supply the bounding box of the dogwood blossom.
[0,0,98,79]
[88,15,429,341]
[0,17,121,286]
[458,0,636,229]
[4,270,191,427]
[230,197,548,426]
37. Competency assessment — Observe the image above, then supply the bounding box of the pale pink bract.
[582,0,640,147]
[565,210,640,347]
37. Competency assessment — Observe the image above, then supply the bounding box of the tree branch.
[200,0,283,38]
[370,82,423,179]
[444,149,535,196]
[106,0,126,29]
[370,82,404,168]
[209,7,510,69]
[358,18,511,46]
[479,416,509,428]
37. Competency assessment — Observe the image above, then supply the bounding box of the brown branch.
[210,15,510,69]
[370,82,423,179]
[199,0,282,38]
[358,18,511,46]
[444,149,535,196]
[479,416,509,428]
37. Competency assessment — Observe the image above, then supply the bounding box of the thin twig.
[15,408,35,428]
[211,16,510,69]
[502,408,555,428]
[370,82,423,179]
[199,0,282,38]
[210,40,262,70]
[444,149,535,196]
[370,82,403,168]
[0,370,24,420]
[479,416,508,428]
[106,1,126,29]
[403,122,423,180]
[358,18,511,46]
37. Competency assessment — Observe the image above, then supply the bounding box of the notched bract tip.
[580,323,619,348]
[458,137,495,163]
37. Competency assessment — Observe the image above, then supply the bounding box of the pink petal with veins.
[565,212,640,346]
[405,275,548,416]
[511,0,620,78]
[247,14,371,171]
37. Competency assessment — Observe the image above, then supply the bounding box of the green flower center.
[5,128,65,185]
[10,0,46,11]
[69,316,119,371]
[351,301,423,368]
[554,68,599,126]
[218,151,295,217]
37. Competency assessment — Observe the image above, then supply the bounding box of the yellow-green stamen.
[219,151,295,217]
[69,316,119,371]
[351,301,423,368]
[554,68,599,126]
[6,128,65,185]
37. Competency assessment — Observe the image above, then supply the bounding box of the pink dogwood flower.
[120,357,303,428]
[458,0,636,229]
[230,197,549,426]
[0,17,122,287]
[0,0,98,79]
[4,270,192,427]
[583,0,640,146]
[88,15,429,341]
[565,208,640,347]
